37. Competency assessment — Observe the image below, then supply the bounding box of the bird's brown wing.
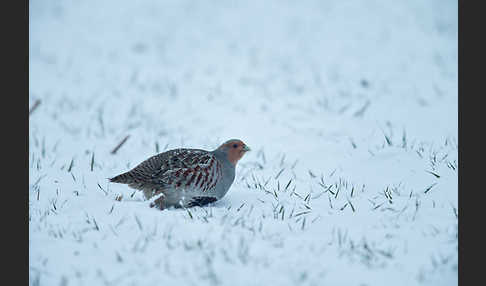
[151,149,222,193]
[110,148,222,198]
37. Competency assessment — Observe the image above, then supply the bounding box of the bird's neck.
[211,150,237,167]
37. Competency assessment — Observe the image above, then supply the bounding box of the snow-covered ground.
[29,0,458,285]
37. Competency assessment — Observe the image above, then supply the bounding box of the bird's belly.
[162,186,219,208]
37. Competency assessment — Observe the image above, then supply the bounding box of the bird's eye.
[233,144,238,148]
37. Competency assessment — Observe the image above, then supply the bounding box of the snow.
[29,0,457,285]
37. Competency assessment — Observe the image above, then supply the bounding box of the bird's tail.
[109,172,133,184]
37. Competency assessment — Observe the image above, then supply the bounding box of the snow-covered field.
[29,0,458,285]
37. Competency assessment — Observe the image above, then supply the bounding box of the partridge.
[109,139,250,209]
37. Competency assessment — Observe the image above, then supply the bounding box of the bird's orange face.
[217,139,251,165]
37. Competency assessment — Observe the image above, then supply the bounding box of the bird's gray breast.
[211,150,236,199]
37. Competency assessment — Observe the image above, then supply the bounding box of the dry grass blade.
[349,137,357,149]
[353,100,370,117]
[424,183,438,194]
[29,99,42,116]
[284,179,292,191]
[67,158,74,173]
[348,199,355,212]
[380,128,392,146]
[308,170,316,178]
[275,168,285,179]
[294,211,310,217]
[340,203,348,211]
[402,129,407,148]
[90,153,95,171]
[93,218,100,231]
[334,186,340,199]
[373,202,384,210]
[304,193,311,202]
[186,209,193,219]
[273,190,278,199]
[326,185,335,195]
[329,169,336,177]
[237,203,246,212]
[97,183,107,195]
[451,204,458,219]
[426,170,441,178]
[111,135,131,155]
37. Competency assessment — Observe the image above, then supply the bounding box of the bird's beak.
[243,145,251,152]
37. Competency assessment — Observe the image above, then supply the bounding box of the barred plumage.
[110,139,250,209]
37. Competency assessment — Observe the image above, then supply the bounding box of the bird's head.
[216,139,251,166]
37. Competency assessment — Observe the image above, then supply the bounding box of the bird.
[109,139,251,209]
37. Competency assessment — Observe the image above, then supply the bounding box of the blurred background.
[29,0,457,149]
